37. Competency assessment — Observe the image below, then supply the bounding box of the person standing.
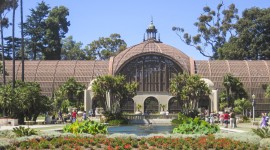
[223,111,230,128]
[209,112,215,125]
[89,109,93,117]
[83,111,87,120]
[72,109,77,123]
[219,112,224,125]
[230,111,236,128]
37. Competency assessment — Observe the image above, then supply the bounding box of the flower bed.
[6,134,261,150]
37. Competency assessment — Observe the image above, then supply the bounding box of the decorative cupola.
[144,19,160,42]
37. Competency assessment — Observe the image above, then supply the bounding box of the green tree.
[44,5,70,60]
[265,85,270,99]
[23,1,49,60]
[12,81,51,122]
[0,81,51,124]
[172,2,239,59]
[86,33,127,60]
[61,36,86,60]
[218,7,270,60]
[53,77,85,112]
[222,74,247,109]
[170,73,211,113]
[92,75,137,113]
[4,36,21,59]
[234,98,252,116]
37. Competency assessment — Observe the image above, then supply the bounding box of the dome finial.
[151,16,153,24]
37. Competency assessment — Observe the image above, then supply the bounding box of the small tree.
[53,77,85,113]
[92,75,137,113]
[136,104,142,112]
[222,74,247,109]
[170,73,211,113]
[0,80,51,124]
[234,98,252,116]
[160,104,166,111]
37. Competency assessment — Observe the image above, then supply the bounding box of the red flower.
[107,145,114,150]
[124,144,131,149]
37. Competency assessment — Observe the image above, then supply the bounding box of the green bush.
[252,127,270,138]
[12,126,37,137]
[63,120,107,135]
[173,117,220,134]
[103,111,128,125]
[242,116,251,123]
[108,120,124,126]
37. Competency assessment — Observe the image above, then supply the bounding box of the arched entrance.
[121,98,134,113]
[168,97,182,113]
[198,97,210,111]
[144,97,159,114]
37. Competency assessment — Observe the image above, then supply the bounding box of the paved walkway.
[0,124,65,131]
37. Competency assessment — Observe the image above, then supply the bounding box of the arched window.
[121,98,134,113]
[168,98,182,113]
[144,97,159,113]
[118,55,182,92]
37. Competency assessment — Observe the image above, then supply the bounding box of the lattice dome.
[111,40,192,74]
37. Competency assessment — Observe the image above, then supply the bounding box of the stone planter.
[95,108,104,115]
[160,111,166,115]
[135,111,142,115]
[77,111,83,117]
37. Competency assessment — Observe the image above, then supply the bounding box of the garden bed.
[0,130,266,150]
[4,134,262,149]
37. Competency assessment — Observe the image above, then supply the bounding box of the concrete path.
[0,124,65,131]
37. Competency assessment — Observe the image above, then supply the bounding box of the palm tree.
[0,0,13,85]
[12,0,18,88]
[20,0,24,81]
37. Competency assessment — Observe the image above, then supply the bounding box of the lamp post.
[252,94,256,121]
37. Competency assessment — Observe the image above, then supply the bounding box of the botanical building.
[2,21,270,114]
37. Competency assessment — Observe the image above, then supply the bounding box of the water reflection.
[108,125,174,136]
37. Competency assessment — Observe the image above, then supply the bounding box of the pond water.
[108,125,174,136]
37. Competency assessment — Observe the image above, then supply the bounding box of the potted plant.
[135,104,142,115]
[160,104,166,115]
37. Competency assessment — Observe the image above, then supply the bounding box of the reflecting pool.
[108,125,174,136]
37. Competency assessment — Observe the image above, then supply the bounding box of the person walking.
[260,113,267,128]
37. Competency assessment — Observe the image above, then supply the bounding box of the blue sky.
[4,0,270,60]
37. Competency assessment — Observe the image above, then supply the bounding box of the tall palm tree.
[0,15,6,85]
[12,0,17,88]
[20,0,24,81]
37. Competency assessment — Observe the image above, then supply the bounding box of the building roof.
[2,60,109,97]
[195,60,270,101]
[111,39,192,74]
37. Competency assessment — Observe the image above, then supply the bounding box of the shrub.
[242,116,251,123]
[173,117,220,134]
[103,111,128,125]
[63,120,108,135]
[12,126,37,137]
[252,127,270,138]
[108,120,122,126]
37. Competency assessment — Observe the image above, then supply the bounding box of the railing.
[123,114,178,120]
